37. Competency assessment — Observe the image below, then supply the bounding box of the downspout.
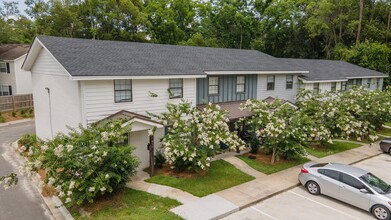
[45,87,54,139]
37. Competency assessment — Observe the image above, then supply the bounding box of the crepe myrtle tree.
[239,99,311,164]
[339,86,391,130]
[296,88,379,143]
[18,119,139,207]
[150,101,246,172]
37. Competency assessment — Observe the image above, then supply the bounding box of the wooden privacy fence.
[0,94,34,112]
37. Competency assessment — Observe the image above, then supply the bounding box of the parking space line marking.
[288,191,361,220]
[251,207,278,220]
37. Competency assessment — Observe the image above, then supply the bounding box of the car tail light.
[301,168,309,173]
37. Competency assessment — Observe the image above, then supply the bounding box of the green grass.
[145,160,255,197]
[236,155,309,175]
[71,188,182,220]
[384,122,391,127]
[306,141,362,158]
[377,127,391,137]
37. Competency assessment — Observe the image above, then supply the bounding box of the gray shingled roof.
[279,58,387,81]
[36,36,305,77]
[0,44,30,60]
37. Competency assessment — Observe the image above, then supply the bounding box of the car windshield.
[359,173,391,194]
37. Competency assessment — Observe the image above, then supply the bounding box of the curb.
[0,119,34,127]
[11,141,74,220]
[219,148,384,218]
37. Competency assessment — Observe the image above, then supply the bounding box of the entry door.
[129,130,150,171]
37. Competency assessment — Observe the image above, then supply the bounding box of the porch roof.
[96,110,163,131]
[197,101,252,120]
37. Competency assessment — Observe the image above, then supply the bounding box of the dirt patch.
[42,185,56,197]
[0,110,33,123]
[73,189,125,214]
[243,150,297,165]
[38,169,46,180]
[145,163,208,178]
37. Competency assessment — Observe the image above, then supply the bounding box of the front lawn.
[306,141,362,158]
[236,153,309,175]
[377,127,391,137]
[145,160,255,197]
[71,188,182,220]
[384,122,391,127]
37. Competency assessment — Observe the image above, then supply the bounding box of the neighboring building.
[22,36,388,171]
[0,44,32,96]
[279,58,386,93]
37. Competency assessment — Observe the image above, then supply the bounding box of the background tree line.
[1,0,391,83]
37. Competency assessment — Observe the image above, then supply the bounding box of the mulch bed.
[145,163,208,178]
[244,150,297,165]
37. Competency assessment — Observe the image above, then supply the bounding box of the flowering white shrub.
[296,87,388,143]
[240,99,311,164]
[0,173,18,190]
[152,101,245,171]
[19,119,139,207]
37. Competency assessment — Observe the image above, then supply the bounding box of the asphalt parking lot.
[224,153,391,220]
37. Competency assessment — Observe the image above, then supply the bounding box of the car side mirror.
[360,188,369,193]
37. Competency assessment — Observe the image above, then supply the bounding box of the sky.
[17,0,27,16]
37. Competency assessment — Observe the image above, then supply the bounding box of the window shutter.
[8,86,12,95]
[6,63,10,73]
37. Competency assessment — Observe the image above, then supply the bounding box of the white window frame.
[331,82,336,91]
[313,83,319,94]
[286,75,293,89]
[0,85,11,96]
[236,76,245,93]
[208,76,219,96]
[114,79,132,103]
[267,75,275,91]
[0,62,7,73]
[168,78,183,99]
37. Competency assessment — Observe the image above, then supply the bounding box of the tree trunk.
[386,9,391,43]
[271,146,277,164]
[356,0,364,44]
[240,25,243,49]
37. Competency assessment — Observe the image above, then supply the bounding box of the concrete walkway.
[127,142,382,220]
[126,171,199,204]
[222,156,266,178]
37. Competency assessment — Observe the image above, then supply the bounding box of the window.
[318,169,340,181]
[236,76,245,93]
[331,82,336,91]
[267,75,275,91]
[168,79,183,99]
[367,79,372,89]
[0,62,7,73]
[0,85,11,96]
[286,75,293,89]
[376,79,381,90]
[208,76,219,95]
[114,79,132,103]
[341,81,347,91]
[341,173,365,190]
[313,83,319,94]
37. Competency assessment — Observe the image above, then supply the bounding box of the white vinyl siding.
[31,48,82,140]
[257,74,298,102]
[83,78,197,123]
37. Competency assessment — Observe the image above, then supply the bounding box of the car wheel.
[372,205,390,220]
[306,181,320,195]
